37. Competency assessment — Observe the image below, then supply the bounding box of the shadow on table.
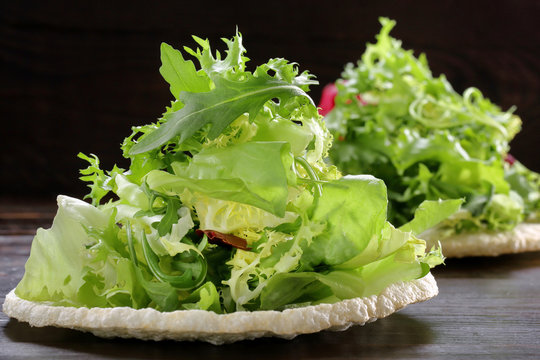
[4,312,433,359]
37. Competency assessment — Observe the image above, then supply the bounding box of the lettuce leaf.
[259,255,428,310]
[300,175,388,268]
[226,175,447,310]
[324,17,540,233]
[16,196,146,309]
[146,141,293,216]
[399,199,464,235]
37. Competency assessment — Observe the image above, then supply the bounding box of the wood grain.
[1,201,540,359]
[1,1,539,199]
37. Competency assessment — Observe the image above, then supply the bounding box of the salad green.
[323,18,540,234]
[16,31,456,313]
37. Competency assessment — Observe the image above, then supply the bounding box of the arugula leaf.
[154,197,182,236]
[130,31,317,155]
[159,42,211,99]
[130,76,313,155]
[126,223,179,311]
[140,232,206,290]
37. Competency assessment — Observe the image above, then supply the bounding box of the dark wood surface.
[2,1,540,200]
[1,203,540,359]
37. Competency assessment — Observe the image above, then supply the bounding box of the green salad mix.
[16,31,458,313]
[323,18,540,235]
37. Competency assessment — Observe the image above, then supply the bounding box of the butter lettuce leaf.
[146,141,293,216]
[16,196,147,309]
[300,175,388,268]
[400,199,464,235]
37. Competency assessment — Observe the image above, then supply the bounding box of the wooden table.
[1,202,540,359]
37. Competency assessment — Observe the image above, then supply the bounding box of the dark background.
[2,0,539,202]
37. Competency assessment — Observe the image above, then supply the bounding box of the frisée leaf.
[323,17,540,234]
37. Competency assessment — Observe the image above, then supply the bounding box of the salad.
[14,31,457,314]
[322,18,540,238]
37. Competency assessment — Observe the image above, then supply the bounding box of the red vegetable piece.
[504,153,516,166]
[356,94,367,106]
[196,229,250,250]
[318,83,367,116]
[318,83,338,116]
